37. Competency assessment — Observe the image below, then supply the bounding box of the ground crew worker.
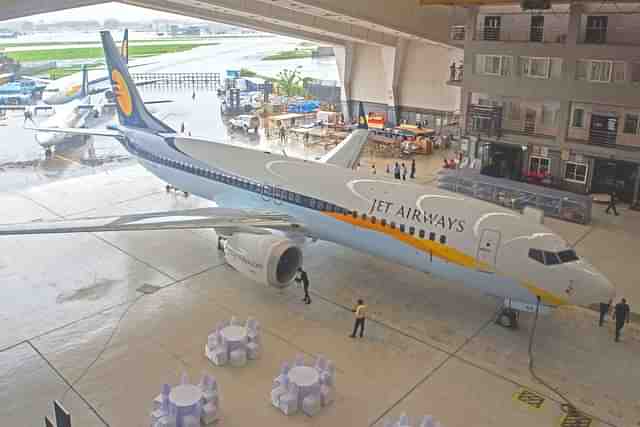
[295,267,311,304]
[606,190,619,216]
[410,159,416,179]
[613,298,631,342]
[599,298,612,327]
[279,125,286,144]
[350,299,367,338]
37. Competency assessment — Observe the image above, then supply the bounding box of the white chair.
[201,402,219,425]
[180,372,189,385]
[294,354,305,367]
[315,355,327,372]
[326,360,336,385]
[319,384,334,407]
[398,413,410,426]
[270,385,288,408]
[230,348,247,367]
[419,415,437,427]
[247,342,259,360]
[279,383,299,415]
[210,345,228,366]
[302,394,321,417]
[319,371,332,387]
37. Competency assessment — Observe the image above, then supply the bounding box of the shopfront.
[479,142,524,180]
[591,158,639,202]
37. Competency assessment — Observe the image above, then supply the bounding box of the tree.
[276,68,304,97]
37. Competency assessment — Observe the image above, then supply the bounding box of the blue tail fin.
[357,101,368,129]
[80,64,89,98]
[100,31,173,132]
[120,29,129,64]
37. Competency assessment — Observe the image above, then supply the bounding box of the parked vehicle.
[229,114,259,133]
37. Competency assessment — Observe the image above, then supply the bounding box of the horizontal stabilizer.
[0,208,301,236]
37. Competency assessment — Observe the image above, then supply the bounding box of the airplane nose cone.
[572,264,615,306]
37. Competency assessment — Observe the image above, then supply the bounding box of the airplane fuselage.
[36,97,93,147]
[117,127,613,308]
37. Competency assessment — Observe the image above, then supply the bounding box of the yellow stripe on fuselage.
[323,211,484,269]
[521,282,568,306]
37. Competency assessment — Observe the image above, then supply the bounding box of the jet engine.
[223,233,303,289]
[104,90,115,101]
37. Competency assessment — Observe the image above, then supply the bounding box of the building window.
[631,63,640,83]
[572,108,585,128]
[484,55,502,75]
[564,162,588,184]
[529,156,551,175]
[521,57,550,79]
[612,62,626,83]
[541,105,556,127]
[477,55,511,76]
[589,60,612,82]
[624,114,639,134]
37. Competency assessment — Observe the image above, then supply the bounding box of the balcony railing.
[450,25,466,42]
[447,64,463,83]
[476,26,567,43]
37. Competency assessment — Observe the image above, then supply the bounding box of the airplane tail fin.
[100,31,174,132]
[357,101,368,129]
[81,64,89,98]
[120,29,129,64]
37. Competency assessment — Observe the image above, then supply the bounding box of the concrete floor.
[1,160,640,427]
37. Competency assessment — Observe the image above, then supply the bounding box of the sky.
[7,2,204,23]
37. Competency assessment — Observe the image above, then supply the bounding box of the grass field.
[262,49,314,61]
[6,43,218,62]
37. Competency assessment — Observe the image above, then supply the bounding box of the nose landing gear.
[496,306,519,329]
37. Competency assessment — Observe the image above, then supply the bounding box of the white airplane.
[2,32,614,328]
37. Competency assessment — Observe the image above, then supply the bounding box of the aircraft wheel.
[496,308,518,329]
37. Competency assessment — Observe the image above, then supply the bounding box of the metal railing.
[447,65,463,83]
[476,26,567,43]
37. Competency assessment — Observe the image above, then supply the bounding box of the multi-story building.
[449,3,640,204]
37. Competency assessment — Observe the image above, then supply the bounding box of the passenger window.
[381,219,387,226]
[558,249,579,263]
[309,198,316,209]
[371,217,377,224]
[399,224,405,232]
[429,232,436,241]
[528,249,544,264]
[419,230,425,238]
[289,192,296,202]
[544,251,561,266]
[295,194,302,204]
[317,201,325,210]
[440,235,447,244]
[390,221,396,229]
[409,226,415,235]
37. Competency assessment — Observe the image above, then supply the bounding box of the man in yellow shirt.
[350,299,367,338]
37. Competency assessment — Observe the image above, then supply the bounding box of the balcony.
[476,26,567,43]
[449,25,466,44]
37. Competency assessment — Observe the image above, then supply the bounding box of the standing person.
[449,61,456,81]
[304,131,310,145]
[613,298,631,342]
[410,158,416,179]
[371,164,376,175]
[386,164,390,174]
[599,299,612,327]
[192,90,196,101]
[606,190,619,216]
[350,299,367,338]
[401,163,407,181]
[394,162,401,180]
[295,267,311,304]
[279,124,286,144]
[180,122,185,134]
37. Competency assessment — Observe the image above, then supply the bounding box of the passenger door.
[477,229,501,272]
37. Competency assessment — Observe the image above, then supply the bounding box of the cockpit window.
[544,252,561,265]
[558,249,579,263]
[528,249,544,264]
[529,248,578,265]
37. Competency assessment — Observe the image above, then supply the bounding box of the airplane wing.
[22,76,53,84]
[318,129,369,169]
[26,126,122,138]
[0,105,54,112]
[0,208,302,236]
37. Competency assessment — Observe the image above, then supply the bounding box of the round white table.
[287,366,320,405]
[169,384,201,427]
[221,325,248,352]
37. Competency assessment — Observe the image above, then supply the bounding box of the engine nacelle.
[224,233,303,289]
[104,90,115,101]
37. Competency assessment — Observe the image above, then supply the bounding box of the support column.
[381,39,407,127]
[334,43,353,124]
[633,165,640,207]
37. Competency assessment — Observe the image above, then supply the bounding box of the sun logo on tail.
[111,69,133,117]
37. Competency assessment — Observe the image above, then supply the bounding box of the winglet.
[357,101,368,129]
[100,30,174,133]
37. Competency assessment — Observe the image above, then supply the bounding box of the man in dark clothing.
[394,162,401,180]
[599,299,612,327]
[295,267,311,304]
[606,191,619,216]
[449,61,456,81]
[613,298,631,342]
[410,159,416,179]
